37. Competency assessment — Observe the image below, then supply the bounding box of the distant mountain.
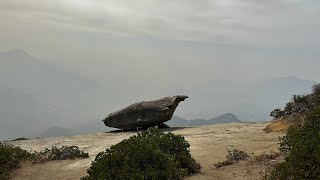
[256,76,316,101]
[38,113,240,138]
[238,76,317,121]
[177,76,317,122]
[219,76,317,121]
[208,113,240,123]
[1,49,317,139]
[36,121,115,138]
[0,49,107,139]
[166,113,241,127]
[71,119,115,134]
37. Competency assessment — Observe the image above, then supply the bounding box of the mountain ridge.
[166,113,241,127]
[0,49,107,139]
[38,113,240,138]
[1,49,317,139]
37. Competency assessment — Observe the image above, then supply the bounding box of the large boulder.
[103,95,188,130]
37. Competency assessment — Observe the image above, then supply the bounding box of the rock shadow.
[104,126,192,134]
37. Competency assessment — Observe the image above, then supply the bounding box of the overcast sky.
[1,0,320,122]
[1,1,319,59]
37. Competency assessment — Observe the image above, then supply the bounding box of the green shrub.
[0,142,89,179]
[11,137,29,141]
[270,109,284,119]
[270,83,320,119]
[0,142,31,179]
[268,107,320,179]
[31,145,89,163]
[226,149,249,162]
[82,128,200,180]
[214,149,249,168]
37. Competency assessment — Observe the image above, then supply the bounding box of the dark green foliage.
[310,84,320,108]
[268,107,320,179]
[270,83,320,118]
[0,142,89,179]
[0,142,31,179]
[11,137,29,141]
[31,145,89,163]
[226,149,250,162]
[82,128,201,180]
[214,149,249,168]
[312,84,320,95]
[270,109,284,118]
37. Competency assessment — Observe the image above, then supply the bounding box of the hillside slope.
[11,122,284,180]
[167,113,240,127]
[0,49,107,139]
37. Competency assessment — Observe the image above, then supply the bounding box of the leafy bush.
[82,128,200,180]
[270,83,320,119]
[0,142,89,179]
[0,142,31,179]
[312,83,320,95]
[270,109,284,119]
[214,149,249,168]
[11,137,29,141]
[226,149,250,161]
[31,145,89,163]
[268,107,320,179]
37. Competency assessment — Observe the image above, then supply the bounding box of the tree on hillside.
[312,83,320,95]
[270,83,320,119]
[270,109,284,118]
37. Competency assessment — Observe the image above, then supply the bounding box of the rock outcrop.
[103,95,188,130]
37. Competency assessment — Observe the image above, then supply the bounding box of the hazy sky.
[1,0,320,123]
[1,1,319,58]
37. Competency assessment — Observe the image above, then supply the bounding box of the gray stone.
[103,95,188,130]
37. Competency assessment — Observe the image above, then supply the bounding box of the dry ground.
[11,122,284,180]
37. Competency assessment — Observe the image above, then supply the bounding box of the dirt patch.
[264,117,289,133]
[264,114,305,133]
[11,122,284,180]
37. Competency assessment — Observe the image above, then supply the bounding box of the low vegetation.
[253,151,281,165]
[265,83,320,178]
[214,149,249,168]
[0,142,31,179]
[266,83,320,133]
[82,128,200,180]
[0,142,88,179]
[270,83,320,119]
[11,137,29,141]
[267,107,320,179]
[31,145,89,163]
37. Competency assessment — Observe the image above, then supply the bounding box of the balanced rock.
[103,95,188,130]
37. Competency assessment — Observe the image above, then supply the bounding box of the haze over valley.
[0,49,317,139]
[1,0,320,140]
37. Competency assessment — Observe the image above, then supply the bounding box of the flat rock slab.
[103,95,188,130]
[11,122,284,180]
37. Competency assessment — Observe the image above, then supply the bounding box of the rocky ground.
[11,122,284,180]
